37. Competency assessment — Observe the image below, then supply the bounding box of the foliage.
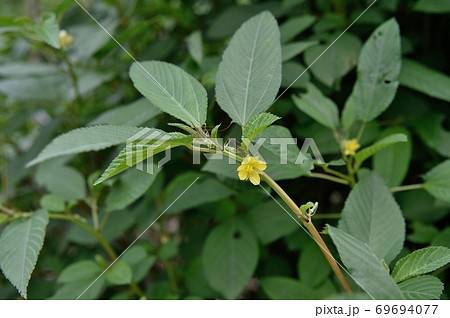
[0,0,449,300]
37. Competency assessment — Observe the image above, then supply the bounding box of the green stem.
[60,50,81,113]
[49,213,117,260]
[165,259,179,294]
[322,165,352,181]
[390,183,424,193]
[309,172,350,185]
[260,172,352,294]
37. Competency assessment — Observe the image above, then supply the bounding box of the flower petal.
[248,170,260,185]
[238,170,249,180]
[254,161,267,171]
[237,164,247,171]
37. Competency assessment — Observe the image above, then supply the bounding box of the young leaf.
[104,261,133,286]
[260,277,319,300]
[94,131,193,185]
[292,83,339,129]
[328,226,405,300]
[423,159,450,202]
[373,127,412,187]
[215,11,282,125]
[399,275,444,300]
[354,133,407,165]
[413,113,450,157]
[202,218,258,299]
[33,13,60,49]
[399,59,450,103]
[339,172,405,265]
[130,61,207,128]
[27,125,145,167]
[352,18,401,121]
[0,209,49,299]
[391,246,450,283]
[242,112,280,143]
[105,166,160,211]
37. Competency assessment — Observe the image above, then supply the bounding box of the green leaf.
[399,275,444,300]
[280,15,316,43]
[0,209,49,299]
[414,113,450,157]
[27,125,145,167]
[242,112,280,143]
[215,11,282,125]
[246,200,298,244]
[94,131,193,185]
[292,83,339,129]
[105,261,133,286]
[121,245,156,283]
[187,31,203,65]
[36,164,86,201]
[281,61,310,89]
[423,160,450,202]
[33,13,60,49]
[339,172,405,264]
[298,242,331,287]
[354,133,407,165]
[391,246,450,283]
[373,127,412,187]
[129,61,207,127]
[105,166,159,211]
[89,98,162,126]
[399,59,450,103]
[51,260,105,300]
[161,173,233,215]
[282,40,318,62]
[328,226,405,300]
[260,277,318,300]
[414,0,450,14]
[352,18,401,121]
[303,33,361,87]
[40,194,65,212]
[407,222,439,244]
[432,227,450,248]
[202,218,258,299]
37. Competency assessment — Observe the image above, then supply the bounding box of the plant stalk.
[390,183,424,193]
[309,172,350,185]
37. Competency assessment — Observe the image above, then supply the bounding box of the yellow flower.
[237,156,267,185]
[343,139,360,156]
[59,30,74,49]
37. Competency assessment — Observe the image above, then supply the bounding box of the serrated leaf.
[423,159,450,202]
[400,59,450,103]
[414,113,450,157]
[95,131,193,185]
[33,13,60,49]
[282,40,318,62]
[247,200,298,244]
[260,276,319,300]
[105,166,159,211]
[303,33,361,87]
[130,61,207,127]
[328,226,405,300]
[373,127,412,187]
[292,83,339,129]
[215,11,282,125]
[202,218,258,299]
[0,209,49,299]
[354,133,407,165]
[242,112,280,143]
[391,246,450,283]
[399,275,444,300]
[352,18,401,121]
[27,125,145,167]
[88,98,162,126]
[339,172,405,265]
